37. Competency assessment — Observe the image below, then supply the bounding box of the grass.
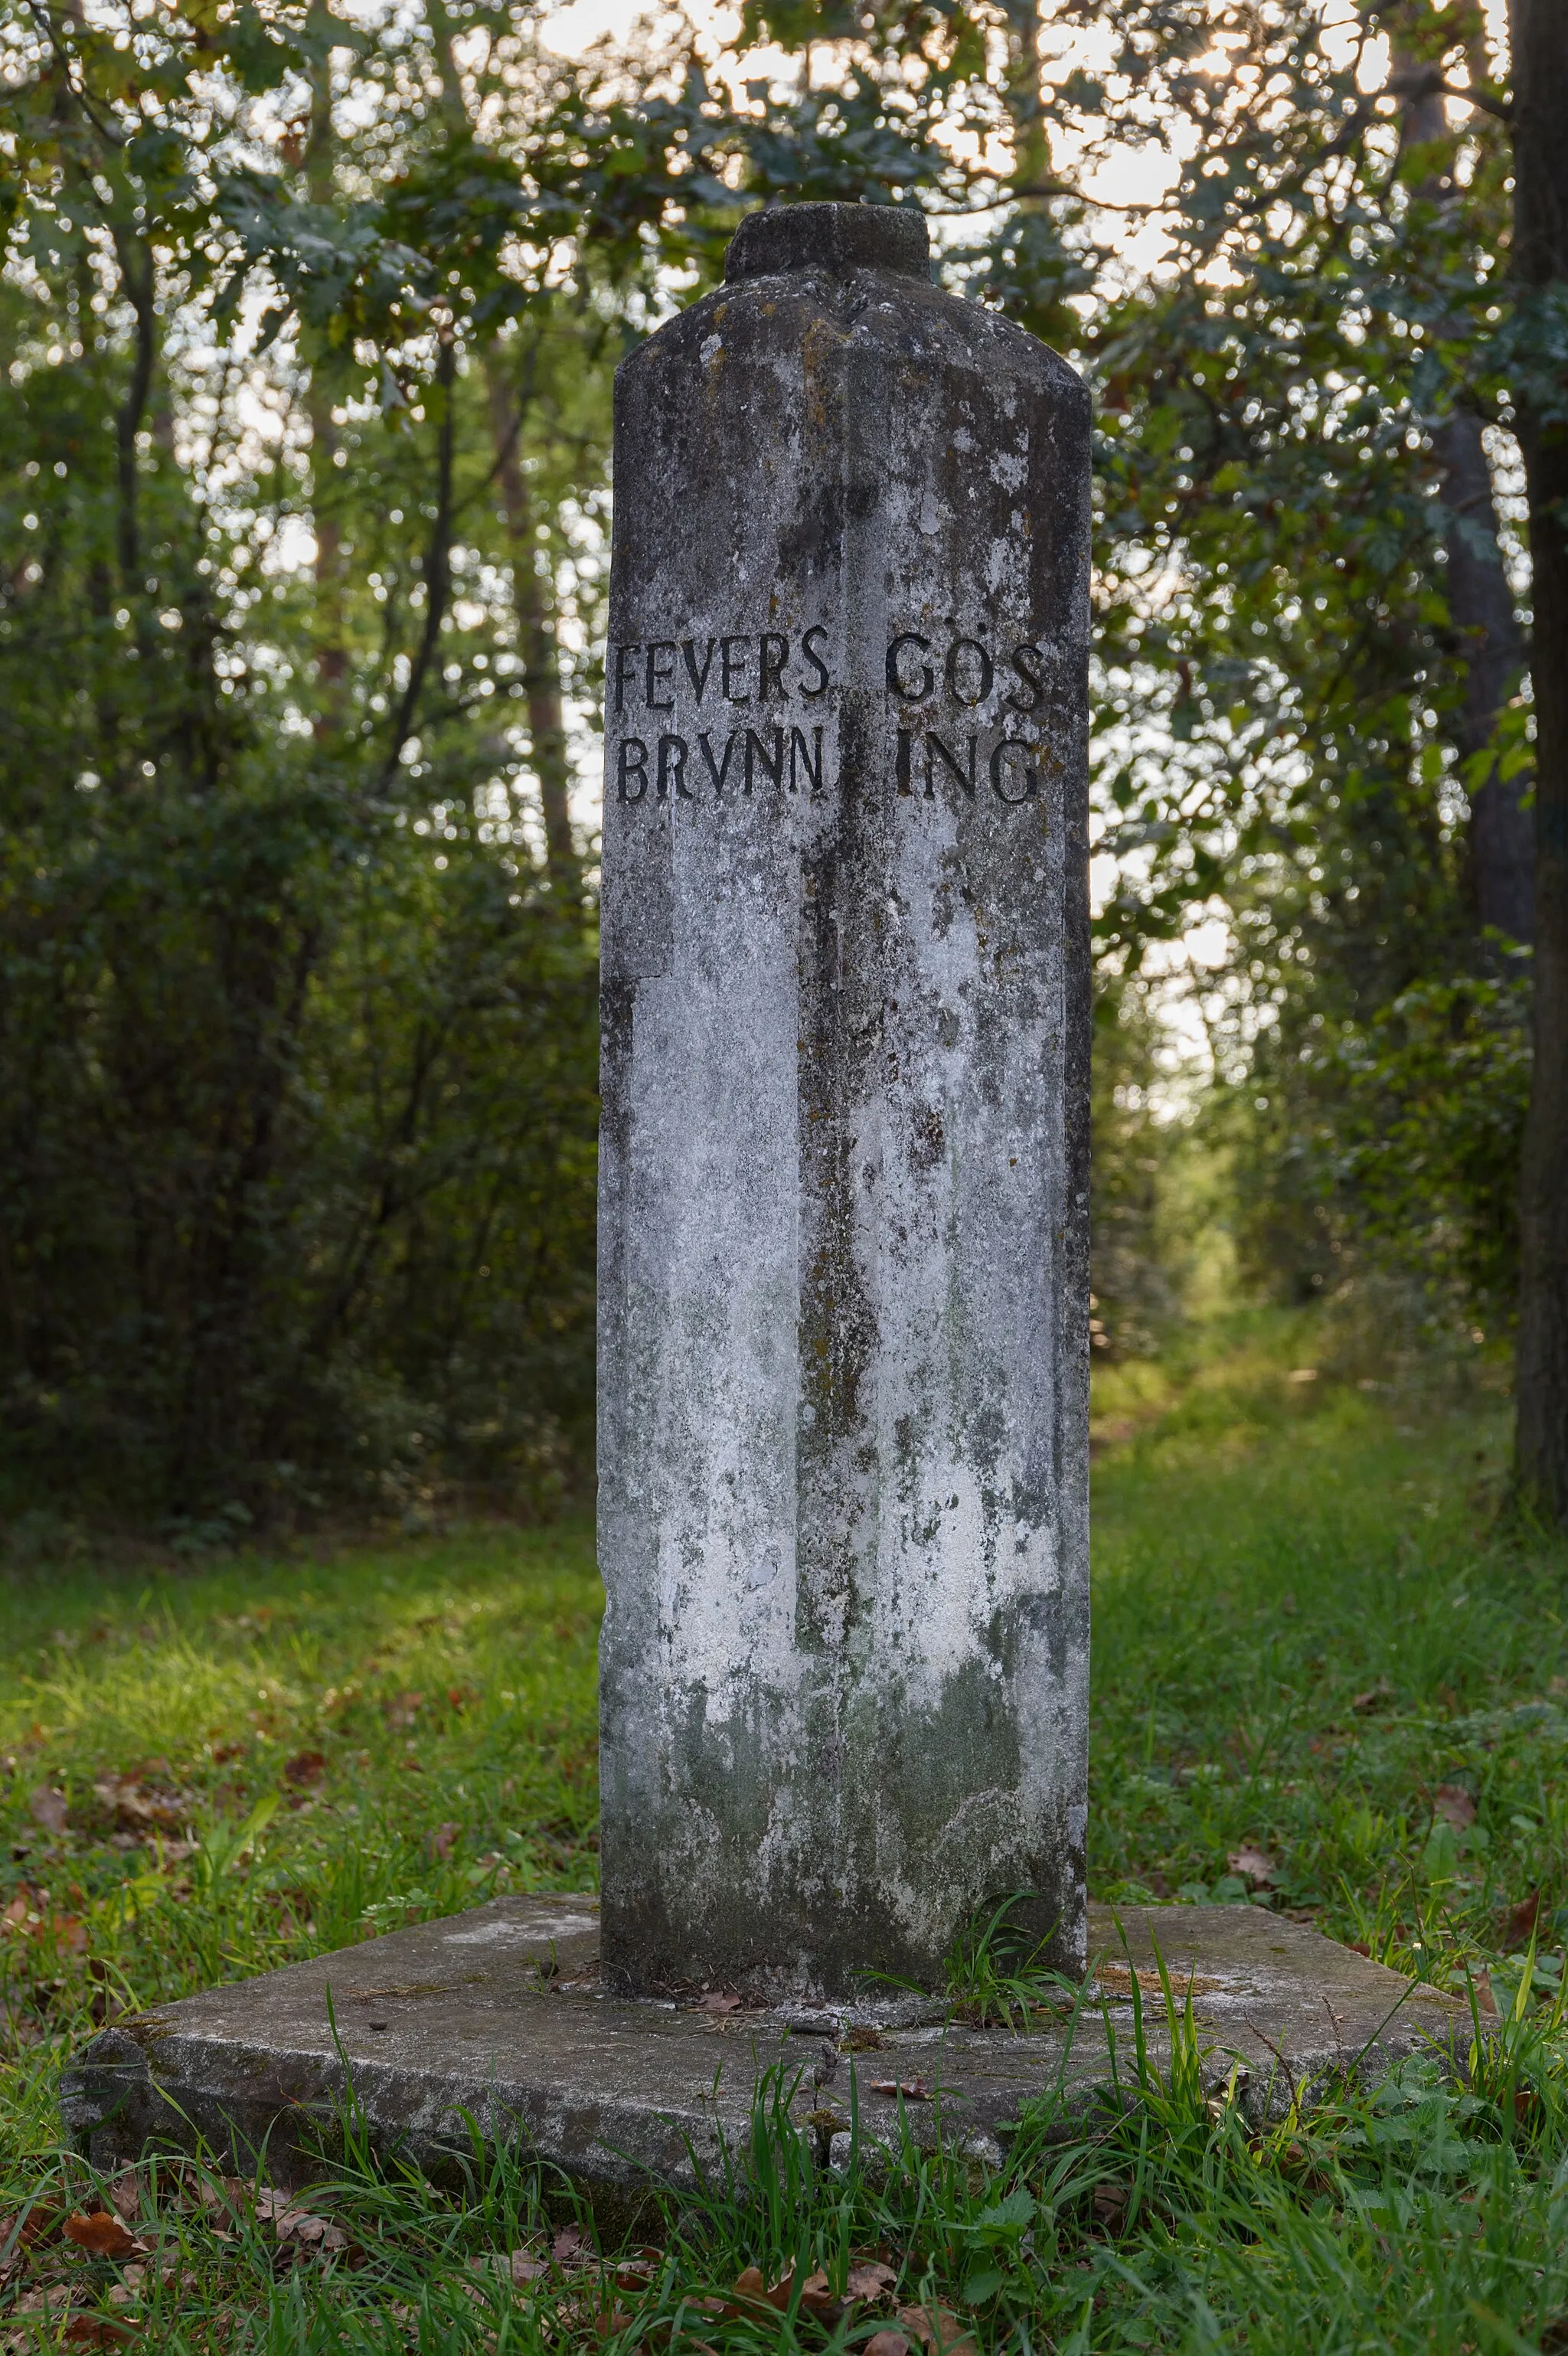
[5,1313,1568,2350]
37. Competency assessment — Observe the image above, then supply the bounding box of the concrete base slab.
[61,1897,1473,2208]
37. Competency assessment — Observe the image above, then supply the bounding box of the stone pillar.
[597,201,1091,1998]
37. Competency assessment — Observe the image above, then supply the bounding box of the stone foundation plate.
[61,1897,1473,2203]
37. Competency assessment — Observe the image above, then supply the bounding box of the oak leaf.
[64,2213,137,2260]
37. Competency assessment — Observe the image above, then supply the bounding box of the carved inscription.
[887,625,1050,805]
[609,622,1052,806]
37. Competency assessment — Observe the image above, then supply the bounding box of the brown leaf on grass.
[592,2308,633,2341]
[1093,2183,1130,2233]
[1351,1680,1393,1715]
[1433,1786,1477,1830]
[62,2320,136,2350]
[28,1786,67,1834]
[506,2250,550,2286]
[550,2224,588,2266]
[2,2197,63,2252]
[1472,1972,1500,2018]
[695,1992,741,2015]
[93,1779,190,1835]
[729,2263,833,2319]
[897,2302,978,2356]
[106,2176,139,2227]
[1227,1846,1277,1887]
[1503,1890,1543,1949]
[427,1822,460,1864]
[864,2335,913,2356]
[253,2189,347,2253]
[867,2078,930,2100]
[845,2260,899,2304]
[64,2212,137,2260]
[281,1751,325,1790]
[805,2272,847,2323]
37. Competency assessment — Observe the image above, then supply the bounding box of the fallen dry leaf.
[64,2212,137,2260]
[798,2270,841,2324]
[93,1779,190,1835]
[1473,1973,1500,2019]
[1503,1890,1543,1949]
[62,2319,135,2350]
[845,2260,898,2304]
[427,1822,460,1863]
[551,2224,588,2266]
[728,2263,834,2319]
[28,1786,67,1835]
[106,2176,139,2227]
[1433,1786,1477,1831]
[696,1992,742,2015]
[867,2078,929,2100]
[1093,2182,1130,2233]
[1351,1680,1393,1715]
[2,2198,63,2255]
[1227,1845,1277,1886]
[254,2189,346,2253]
[897,2302,978,2356]
[864,2335,913,2356]
[281,1751,326,1790]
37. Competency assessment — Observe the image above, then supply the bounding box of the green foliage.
[0,0,1543,1482]
[1326,959,1531,1316]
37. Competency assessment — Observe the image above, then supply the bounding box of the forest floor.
[2,1313,1566,2351]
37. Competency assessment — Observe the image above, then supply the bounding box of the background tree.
[1510,0,1568,1519]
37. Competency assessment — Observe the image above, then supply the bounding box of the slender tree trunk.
[1511,0,1568,1517]
[1437,410,1534,939]
[423,0,577,887]
[304,53,348,734]
[1399,57,1534,942]
[483,353,576,884]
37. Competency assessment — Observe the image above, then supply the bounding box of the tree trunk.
[304,53,348,733]
[423,0,577,890]
[482,354,577,885]
[1398,54,1533,942]
[1437,408,1533,940]
[1511,0,1568,1517]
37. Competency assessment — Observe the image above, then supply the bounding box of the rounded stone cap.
[724,201,930,284]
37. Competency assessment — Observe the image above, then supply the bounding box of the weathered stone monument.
[597,200,1093,1998]
[63,203,1465,2202]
